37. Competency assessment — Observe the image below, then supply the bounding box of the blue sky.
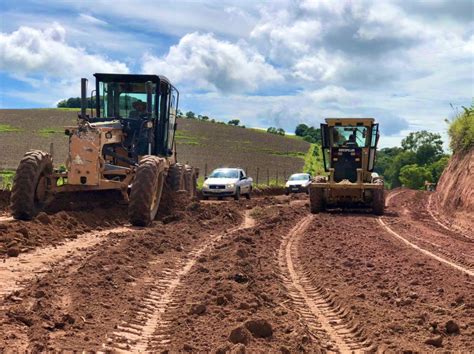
[0,0,473,147]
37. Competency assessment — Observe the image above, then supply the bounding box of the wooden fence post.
[256,168,259,185]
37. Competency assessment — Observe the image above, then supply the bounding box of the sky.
[0,0,473,147]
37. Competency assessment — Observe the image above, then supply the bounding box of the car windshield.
[209,169,239,178]
[332,126,368,148]
[289,174,309,181]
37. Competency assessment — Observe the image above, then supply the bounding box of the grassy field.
[0,109,310,183]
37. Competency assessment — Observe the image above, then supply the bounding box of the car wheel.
[234,187,240,201]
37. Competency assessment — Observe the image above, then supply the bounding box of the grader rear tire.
[129,156,165,226]
[167,163,185,192]
[373,188,385,215]
[309,187,325,214]
[10,150,53,220]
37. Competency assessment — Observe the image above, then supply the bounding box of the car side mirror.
[240,176,246,180]
[205,176,208,179]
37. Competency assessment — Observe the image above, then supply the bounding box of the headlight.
[285,182,290,187]
[203,182,209,188]
[226,183,235,189]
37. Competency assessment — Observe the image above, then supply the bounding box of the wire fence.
[199,163,295,187]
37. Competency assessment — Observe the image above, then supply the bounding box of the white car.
[285,173,312,195]
[202,168,253,200]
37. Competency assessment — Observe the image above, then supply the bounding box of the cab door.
[368,124,379,172]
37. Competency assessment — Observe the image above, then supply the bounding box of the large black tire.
[129,156,165,226]
[245,187,252,200]
[183,165,197,198]
[166,163,185,192]
[373,188,385,215]
[11,150,53,220]
[309,187,325,214]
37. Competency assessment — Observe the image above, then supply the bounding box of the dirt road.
[0,191,472,352]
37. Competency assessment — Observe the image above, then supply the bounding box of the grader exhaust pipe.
[81,78,88,120]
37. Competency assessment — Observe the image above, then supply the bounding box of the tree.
[401,131,443,155]
[185,111,196,119]
[267,127,285,136]
[295,124,309,137]
[384,150,417,188]
[201,115,209,121]
[415,143,442,166]
[399,164,432,189]
[429,156,449,183]
[228,119,240,126]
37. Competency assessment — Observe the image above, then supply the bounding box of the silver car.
[202,168,253,200]
[285,173,312,195]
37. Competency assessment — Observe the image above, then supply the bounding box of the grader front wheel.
[309,187,325,214]
[10,150,53,220]
[184,165,197,198]
[128,156,165,226]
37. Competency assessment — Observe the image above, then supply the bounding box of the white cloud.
[142,32,282,93]
[78,13,108,26]
[292,50,348,82]
[0,23,129,78]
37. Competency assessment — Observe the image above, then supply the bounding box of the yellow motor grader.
[309,118,385,215]
[10,74,197,226]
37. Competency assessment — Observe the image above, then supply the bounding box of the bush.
[448,105,474,153]
[399,164,432,189]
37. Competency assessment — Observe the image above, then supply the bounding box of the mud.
[0,189,472,352]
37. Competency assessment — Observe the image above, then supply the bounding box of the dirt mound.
[434,149,473,230]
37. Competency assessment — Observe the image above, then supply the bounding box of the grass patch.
[175,130,201,145]
[303,143,325,176]
[38,127,64,137]
[448,104,474,154]
[0,169,15,190]
[0,124,22,133]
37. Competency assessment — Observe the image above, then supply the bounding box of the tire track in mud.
[105,211,255,352]
[0,215,13,223]
[278,215,375,352]
[377,218,473,277]
[379,191,474,277]
[0,226,132,299]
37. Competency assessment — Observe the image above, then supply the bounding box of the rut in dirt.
[0,226,132,299]
[278,215,375,352]
[105,211,255,352]
[379,191,474,277]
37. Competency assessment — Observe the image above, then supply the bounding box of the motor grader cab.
[10,74,198,226]
[309,118,385,215]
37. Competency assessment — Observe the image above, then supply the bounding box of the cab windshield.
[98,81,156,119]
[332,126,368,148]
[209,169,239,179]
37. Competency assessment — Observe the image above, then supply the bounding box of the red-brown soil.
[434,148,474,231]
[0,190,472,352]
